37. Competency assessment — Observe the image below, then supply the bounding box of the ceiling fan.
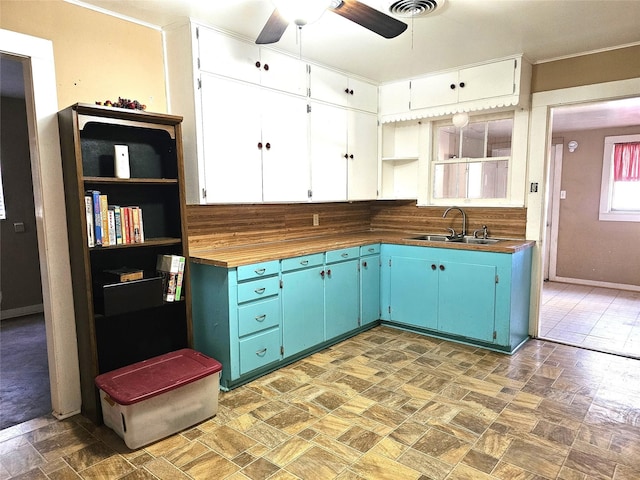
[256,0,408,44]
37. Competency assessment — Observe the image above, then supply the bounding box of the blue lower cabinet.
[360,249,380,326]
[325,257,359,340]
[281,261,325,358]
[239,328,281,375]
[388,256,438,329]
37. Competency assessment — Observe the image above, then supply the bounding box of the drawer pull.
[341,253,349,258]
[256,348,267,356]
[300,260,309,265]
[368,248,375,252]
[255,268,266,275]
[255,314,267,322]
[255,287,266,294]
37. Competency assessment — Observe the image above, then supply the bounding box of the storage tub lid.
[95,349,222,405]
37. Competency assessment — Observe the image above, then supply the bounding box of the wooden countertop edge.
[190,231,536,268]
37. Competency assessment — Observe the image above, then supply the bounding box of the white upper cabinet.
[347,110,378,200]
[379,56,531,122]
[309,64,378,113]
[197,26,307,96]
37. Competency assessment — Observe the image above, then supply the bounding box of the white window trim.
[599,134,640,222]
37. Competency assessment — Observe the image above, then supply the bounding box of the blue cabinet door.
[389,256,438,329]
[325,259,359,339]
[360,255,380,326]
[437,261,497,342]
[282,265,325,358]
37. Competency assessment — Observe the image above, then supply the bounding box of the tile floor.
[540,282,640,358]
[2,325,640,480]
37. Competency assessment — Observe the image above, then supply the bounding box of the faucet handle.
[447,227,457,239]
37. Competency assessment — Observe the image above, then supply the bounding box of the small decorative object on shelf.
[114,145,130,179]
[95,97,146,110]
[156,254,186,302]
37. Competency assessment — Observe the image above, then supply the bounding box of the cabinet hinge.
[388,306,391,314]
[201,188,207,199]
[389,259,392,267]
[493,331,497,340]
[308,189,312,198]
[358,317,361,326]
[279,279,283,288]
[197,78,202,90]
[195,26,199,39]
[280,345,284,355]
[495,275,499,284]
[307,64,311,74]
[307,103,311,113]
[197,57,201,70]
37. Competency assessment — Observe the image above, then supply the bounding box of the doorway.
[0,55,52,429]
[537,98,640,358]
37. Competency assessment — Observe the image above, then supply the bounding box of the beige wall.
[554,126,640,286]
[0,0,166,112]
[532,45,640,93]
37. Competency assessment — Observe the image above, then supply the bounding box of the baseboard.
[550,276,640,293]
[1,304,44,320]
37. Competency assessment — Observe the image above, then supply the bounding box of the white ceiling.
[72,0,640,84]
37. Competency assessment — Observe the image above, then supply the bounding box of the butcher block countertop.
[190,230,535,268]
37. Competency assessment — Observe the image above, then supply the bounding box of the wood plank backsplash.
[186,200,527,251]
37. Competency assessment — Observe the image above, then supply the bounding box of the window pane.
[437,125,460,160]
[487,118,513,157]
[433,163,467,199]
[612,181,640,211]
[461,123,485,159]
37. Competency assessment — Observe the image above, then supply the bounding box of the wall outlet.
[313,214,319,226]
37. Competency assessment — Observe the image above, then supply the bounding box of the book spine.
[100,195,109,246]
[127,206,135,244]
[156,254,182,302]
[113,206,123,245]
[107,207,116,247]
[174,256,186,301]
[84,194,95,248]
[132,206,141,243]
[123,207,131,244]
[92,191,102,246]
[137,207,145,243]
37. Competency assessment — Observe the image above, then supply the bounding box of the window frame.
[599,134,640,222]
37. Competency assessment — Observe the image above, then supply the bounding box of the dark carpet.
[0,313,51,430]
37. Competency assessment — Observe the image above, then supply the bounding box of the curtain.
[613,142,640,181]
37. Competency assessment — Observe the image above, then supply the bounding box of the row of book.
[85,190,144,247]
[156,254,186,302]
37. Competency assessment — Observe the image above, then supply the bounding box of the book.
[156,254,183,302]
[107,207,116,247]
[84,194,95,247]
[174,256,186,301]
[91,190,102,246]
[100,194,109,246]
[122,207,131,244]
[113,205,123,245]
[132,206,141,243]
[126,207,135,244]
[103,267,144,283]
[137,207,145,243]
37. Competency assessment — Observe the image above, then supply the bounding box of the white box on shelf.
[114,144,130,178]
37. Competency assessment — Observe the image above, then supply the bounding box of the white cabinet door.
[458,59,516,102]
[259,49,307,96]
[347,77,378,113]
[380,81,410,115]
[410,70,459,110]
[310,102,347,202]
[197,27,261,84]
[309,65,348,107]
[261,90,310,202]
[347,110,378,200]
[200,74,263,203]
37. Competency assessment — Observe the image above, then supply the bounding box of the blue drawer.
[239,328,281,375]
[238,297,281,337]
[237,260,280,282]
[326,247,360,264]
[281,253,324,272]
[360,244,380,256]
[237,276,280,304]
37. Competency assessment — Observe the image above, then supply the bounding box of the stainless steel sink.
[460,237,501,245]
[409,234,458,242]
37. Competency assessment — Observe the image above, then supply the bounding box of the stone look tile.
[2,326,640,480]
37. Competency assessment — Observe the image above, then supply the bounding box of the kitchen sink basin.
[460,237,501,245]
[409,234,457,242]
[408,234,502,245]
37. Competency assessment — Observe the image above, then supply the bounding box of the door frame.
[526,77,640,337]
[0,29,81,419]
[544,143,563,281]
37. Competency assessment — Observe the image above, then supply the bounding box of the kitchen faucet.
[443,206,467,238]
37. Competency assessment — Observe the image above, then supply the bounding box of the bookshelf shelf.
[58,103,192,424]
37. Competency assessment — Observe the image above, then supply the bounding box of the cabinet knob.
[263,63,269,71]
[255,61,261,68]
[326,269,331,276]
[450,84,456,90]
[362,261,368,268]
[431,264,437,270]
[439,265,445,271]
[459,82,465,88]
[349,154,354,159]
[258,142,263,149]
[265,142,271,150]
[344,153,349,159]
[320,270,325,278]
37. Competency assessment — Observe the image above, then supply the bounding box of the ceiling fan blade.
[332,0,407,39]
[256,9,289,44]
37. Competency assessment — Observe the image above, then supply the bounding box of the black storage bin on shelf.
[95,276,164,316]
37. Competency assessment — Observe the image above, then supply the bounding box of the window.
[432,114,513,202]
[599,134,640,222]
